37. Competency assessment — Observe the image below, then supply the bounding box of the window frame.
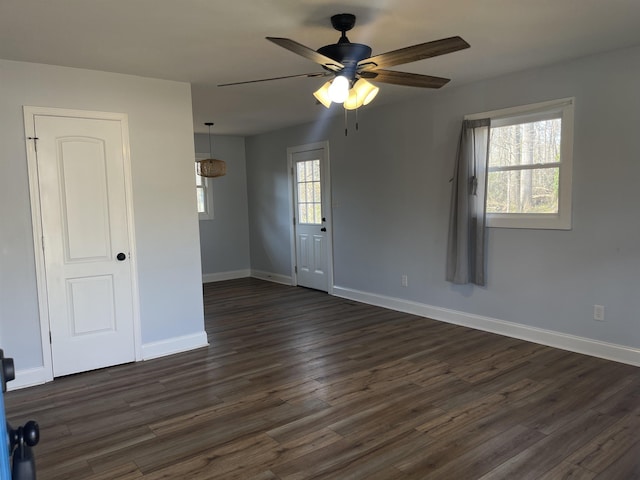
[195,154,214,220]
[466,97,574,230]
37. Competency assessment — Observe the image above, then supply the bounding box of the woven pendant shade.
[198,122,227,178]
[197,158,226,177]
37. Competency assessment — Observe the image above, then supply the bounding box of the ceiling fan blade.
[266,37,344,71]
[362,69,450,88]
[218,71,331,87]
[358,36,470,70]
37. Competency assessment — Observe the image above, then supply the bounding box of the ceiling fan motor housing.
[317,13,372,78]
[317,43,372,67]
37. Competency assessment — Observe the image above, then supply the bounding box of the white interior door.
[32,113,136,377]
[291,145,332,292]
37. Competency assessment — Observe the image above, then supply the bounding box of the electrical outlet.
[593,305,605,321]
[401,274,408,287]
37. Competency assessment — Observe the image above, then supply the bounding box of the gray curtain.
[446,118,491,285]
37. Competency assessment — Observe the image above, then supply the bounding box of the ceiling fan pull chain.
[344,108,348,136]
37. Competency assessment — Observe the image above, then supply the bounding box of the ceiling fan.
[219,13,470,110]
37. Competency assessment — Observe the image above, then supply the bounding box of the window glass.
[195,160,214,220]
[487,118,562,215]
[296,159,322,225]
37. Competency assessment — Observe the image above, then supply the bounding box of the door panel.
[35,115,135,377]
[59,138,111,261]
[298,233,311,273]
[66,276,116,335]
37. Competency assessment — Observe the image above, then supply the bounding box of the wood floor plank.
[141,433,280,479]
[4,278,639,479]
[537,461,597,480]
[478,409,618,479]
[416,378,545,437]
[564,403,640,473]
[593,439,640,480]
[272,429,429,479]
[416,424,545,479]
[86,462,144,480]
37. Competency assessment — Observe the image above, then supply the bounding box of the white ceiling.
[2,0,640,136]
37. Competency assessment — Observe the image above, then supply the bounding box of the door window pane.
[296,159,322,225]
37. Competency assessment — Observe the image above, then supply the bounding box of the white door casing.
[288,142,333,293]
[24,107,141,379]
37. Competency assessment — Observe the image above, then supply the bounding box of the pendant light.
[197,122,226,177]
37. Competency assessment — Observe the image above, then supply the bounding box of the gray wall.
[0,59,205,373]
[194,134,250,276]
[245,45,640,350]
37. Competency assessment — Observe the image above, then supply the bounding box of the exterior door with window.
[291,145,331,292]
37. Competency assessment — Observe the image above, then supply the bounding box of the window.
[468,98,574,229]
[195,155,214,220]
[296,159,322,225]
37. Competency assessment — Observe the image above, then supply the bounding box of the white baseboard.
[333,286,640,368]
[141,331,209,361]
[7,366,50,391]
[251,270,293,286]
[202,269,250,283]
[7,333,209,390]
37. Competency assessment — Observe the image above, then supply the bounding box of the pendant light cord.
[205,122,214,157]
[208,124,213,157]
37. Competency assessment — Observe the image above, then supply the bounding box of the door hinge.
[293,217,296,226]
[49,331,52,344]
[295,266,297,274]
[28,136,39,152]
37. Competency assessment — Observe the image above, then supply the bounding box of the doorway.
[288,142,333,293]
[24,107,141,379]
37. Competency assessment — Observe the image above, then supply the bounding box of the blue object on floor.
[1,349,13,480]
[1,349,39,480]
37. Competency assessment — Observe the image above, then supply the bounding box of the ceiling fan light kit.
[314,77,379,110]
[220,12,469,115]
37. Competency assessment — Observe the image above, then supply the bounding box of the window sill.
[487,213,571,230]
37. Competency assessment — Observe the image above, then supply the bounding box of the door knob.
[1,349,15,392]
[320,227,327,232]
[116,252,127,261]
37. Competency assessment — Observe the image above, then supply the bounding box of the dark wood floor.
[6,278,640,479]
